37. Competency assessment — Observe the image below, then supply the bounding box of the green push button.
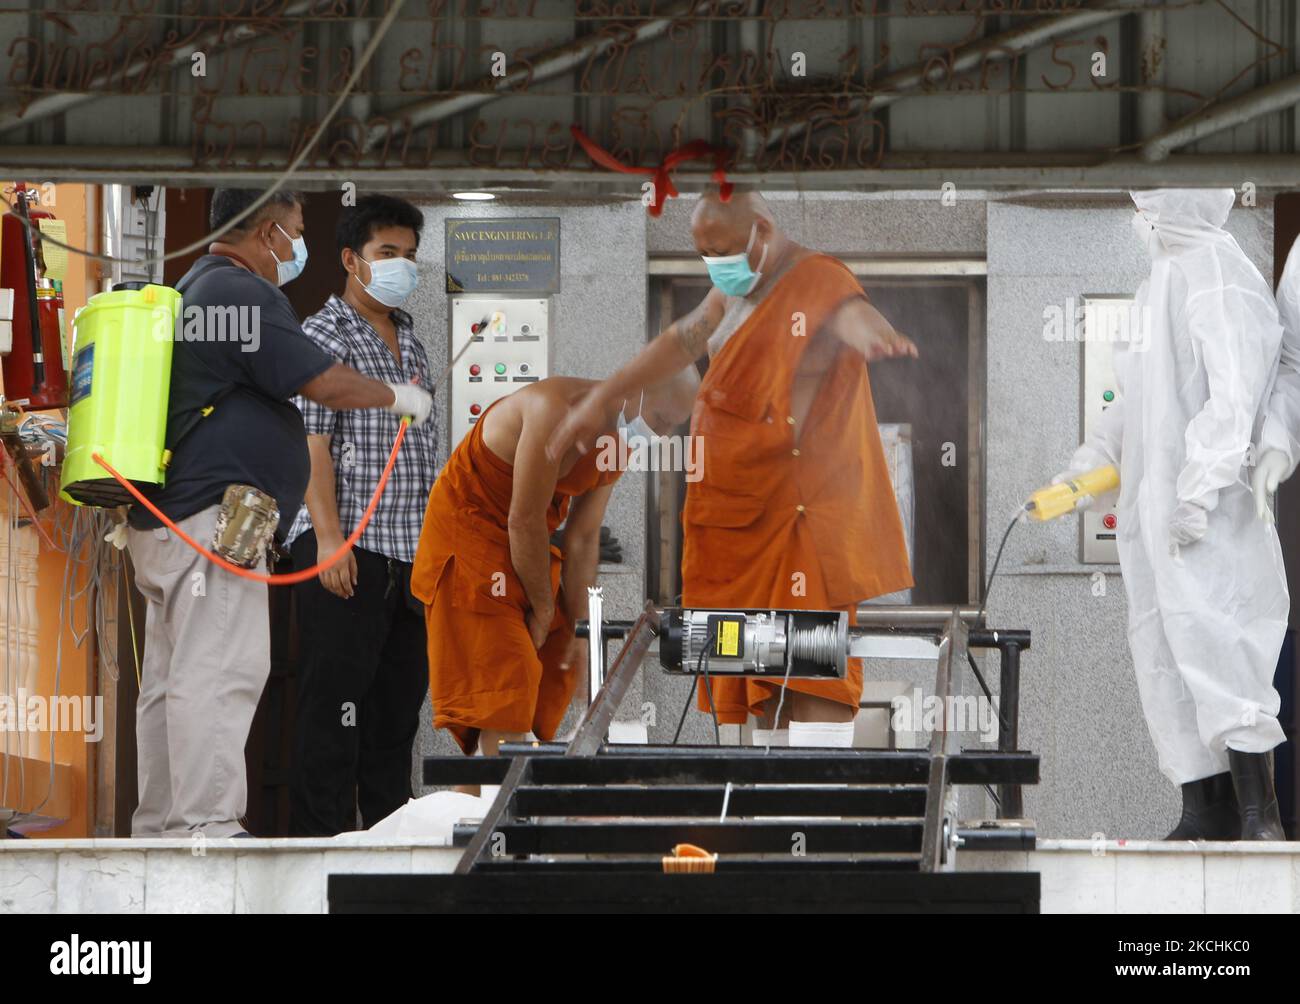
[494,363,507,375]
[1102,390,1115,402]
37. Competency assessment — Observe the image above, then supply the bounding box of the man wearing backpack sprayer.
[125,189,432,838]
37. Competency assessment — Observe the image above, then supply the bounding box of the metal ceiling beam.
[1140,69,1300,161]
[759,0,1125,152]
[361,0,713,152]
[0,0,320,137]
[3,148,1297,190]
[1135,7,1167,140]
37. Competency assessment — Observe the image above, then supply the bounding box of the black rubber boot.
[1164,772,1240,840]
[1228,749,1286,841]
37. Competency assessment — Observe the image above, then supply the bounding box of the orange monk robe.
[685,253,913,724]
[410,405,622,754]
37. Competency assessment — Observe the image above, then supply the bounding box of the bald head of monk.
[629,365,700,436]
[691,186,793,296]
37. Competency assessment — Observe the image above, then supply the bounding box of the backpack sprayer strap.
[161,255,254,467]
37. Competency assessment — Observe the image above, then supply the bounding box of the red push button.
[469,364,481,376]
[469,403,482,416]
[1102,514,1117,529]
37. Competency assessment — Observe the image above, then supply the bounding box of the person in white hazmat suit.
[1253,231,1300,512]
[1055,189,1288,841]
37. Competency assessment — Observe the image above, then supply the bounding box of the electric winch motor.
[658,608,849,679]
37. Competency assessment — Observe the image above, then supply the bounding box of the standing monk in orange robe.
[411,374,696,772]
[548,187,916,746]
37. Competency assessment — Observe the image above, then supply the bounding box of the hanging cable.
[0,0,409,271]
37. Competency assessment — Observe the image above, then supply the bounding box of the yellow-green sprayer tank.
[60,283,181,507]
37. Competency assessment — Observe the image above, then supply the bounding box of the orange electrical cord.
[91,418,410,585]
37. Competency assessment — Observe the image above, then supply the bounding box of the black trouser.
[289,531,429,836]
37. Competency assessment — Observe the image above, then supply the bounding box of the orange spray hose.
[91,418,410,585]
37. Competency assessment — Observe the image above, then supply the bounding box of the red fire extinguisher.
[1,182,69,409]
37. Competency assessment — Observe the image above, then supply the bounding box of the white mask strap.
[746,221,769,275]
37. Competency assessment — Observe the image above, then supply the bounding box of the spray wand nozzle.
[1024,465,1120,522]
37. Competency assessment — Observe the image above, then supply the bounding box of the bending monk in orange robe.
[411,375,696,771]
[547,187,916,745]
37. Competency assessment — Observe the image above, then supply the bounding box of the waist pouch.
[212,483,279,569]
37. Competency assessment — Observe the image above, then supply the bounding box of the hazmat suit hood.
[1131,188,1237,256]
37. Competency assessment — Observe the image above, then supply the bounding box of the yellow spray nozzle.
[1026,464,1119,521]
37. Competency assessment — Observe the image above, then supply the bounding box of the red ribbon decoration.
[569,125,732,216]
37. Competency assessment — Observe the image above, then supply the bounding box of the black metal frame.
[337,605,1040,912]
[329,871,1041,914]
[578,609,1033,820]
[969,628,1031,818]
[445,606,1034,875]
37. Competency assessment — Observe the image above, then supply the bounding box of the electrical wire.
[18,413,66,448]
[963,503,1030,813]
[7,505,120,828]
[964,506,1027,707]
[0,0,408,271]
[764,637,797,755]
[700,640,721,745]
[977,505,1027,630]
[671,626,719,745]
[138,189,157,284]
[121,558,141,691]
[1,489,16,822]
[0,453,59,552]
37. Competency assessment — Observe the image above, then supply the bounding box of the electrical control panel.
[1080,295,1128,564]
[449,296,550,447]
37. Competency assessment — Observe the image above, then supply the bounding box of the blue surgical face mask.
[355,255,419,307]
[618,392,656,442]
[701,222,768,297]
[271,222,308,286]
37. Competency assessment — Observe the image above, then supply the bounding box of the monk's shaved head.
[690,185,783,263]
[641,365,701,435]
[692,187,774,229]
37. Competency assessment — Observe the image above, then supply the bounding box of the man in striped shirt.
[286,195,439,835]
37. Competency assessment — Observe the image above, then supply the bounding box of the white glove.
[1050,444,1115,513]
[1252,449,1290,523]
[104,522,128,550]
[1049,467,1094,512]
[386,382,433,427]
[1168,500,1208,553]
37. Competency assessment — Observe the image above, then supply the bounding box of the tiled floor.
[964,839,1300,913]
[2,836,1296,913]
[0,836,461,914]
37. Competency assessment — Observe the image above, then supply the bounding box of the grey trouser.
[127,504,270,837]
